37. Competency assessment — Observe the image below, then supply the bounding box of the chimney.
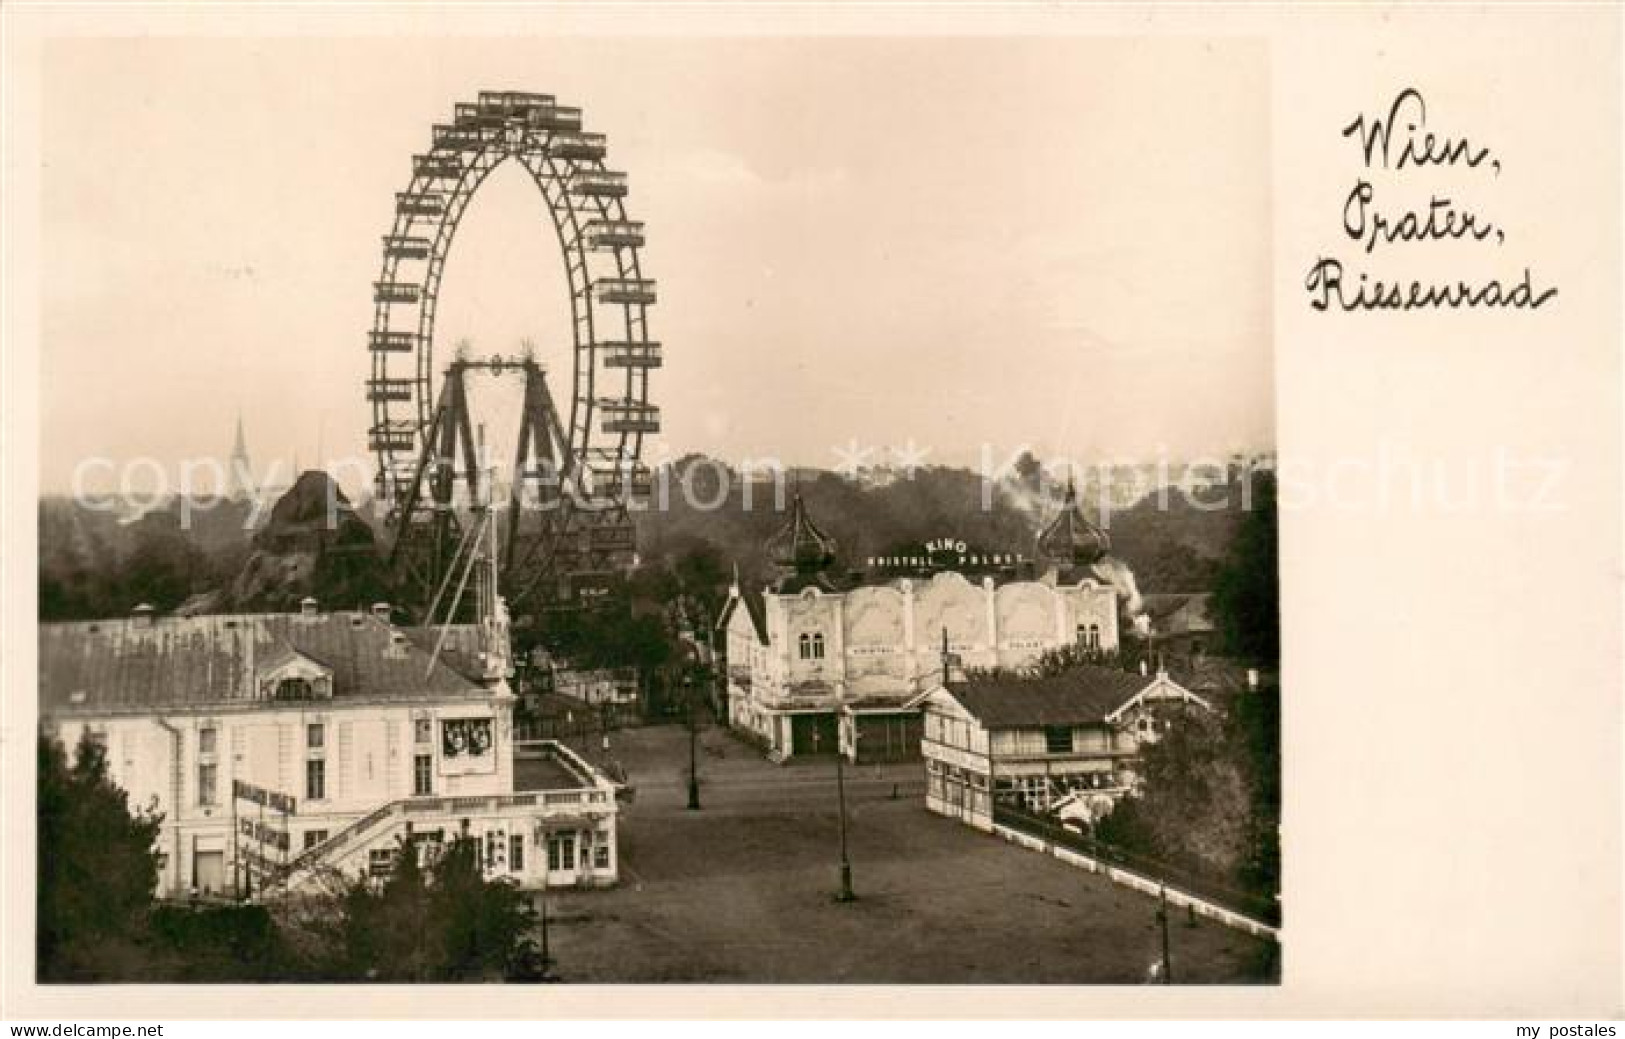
[131,603,155,628]
[371,602,392,622]
[299,596,319,617]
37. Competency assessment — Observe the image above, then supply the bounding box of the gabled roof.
[911,664,1205,730]
[41,611,485,715]
[716,587,769,644]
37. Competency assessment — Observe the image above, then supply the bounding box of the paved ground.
[532,723,1278,984]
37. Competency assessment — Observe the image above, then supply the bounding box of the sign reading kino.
[867,537,1030,574]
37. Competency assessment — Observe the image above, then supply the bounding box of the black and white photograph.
[5,2,1622,1027]
[30,36,1279,987]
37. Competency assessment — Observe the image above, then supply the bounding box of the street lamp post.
[1157,886,1173,984]
[834,728,855,902]
[685,675,701,811]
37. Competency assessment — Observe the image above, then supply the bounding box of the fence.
[992,803,1280,929]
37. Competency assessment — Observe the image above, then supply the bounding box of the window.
[414,718,432,745]
[368,847,394,877]
[306,723,324,750]
[275,677,314,701]
[414,754,433,796]
[1044,725,1073,755]
[199,726,217,755]
[798,633,811,660]
[197,763,217,805]
[593,843,610,870]
[305,758,326,801]
[303,829,329,851]
[812,633,825,660]
[485,831,500,870]
[510,834,524,872]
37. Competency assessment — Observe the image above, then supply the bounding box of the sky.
[41,36,1271,496]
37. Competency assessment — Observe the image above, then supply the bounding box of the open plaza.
[523,725,1277,984]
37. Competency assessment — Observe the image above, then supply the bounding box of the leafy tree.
[336,835,540,982]
[1093,684,1281,907]
[37,733,164,981]
[1210,470,1279,664]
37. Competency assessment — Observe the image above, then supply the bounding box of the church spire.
[228,411,255,499]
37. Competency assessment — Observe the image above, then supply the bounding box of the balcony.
[368,330,418,352]
[366,378,415,403]
[568,170,628,199]
[413,153,464,179]
[592,278,656,306]
[600,340,662,369]
[582,219,645,249]
[382,235,432,260]
[549,132,606,161]
[598,399,660,434]
[396,192,444,218]
[373,281,421,304]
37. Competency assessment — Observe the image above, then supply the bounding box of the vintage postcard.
[2,2,1619,1023]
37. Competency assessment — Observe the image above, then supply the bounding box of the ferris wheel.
[366,91,660,623]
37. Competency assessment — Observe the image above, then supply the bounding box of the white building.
[39,601,620,898]
[718,489,1128,763]
[907,664,1210,832]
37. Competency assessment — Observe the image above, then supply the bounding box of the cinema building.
[718,486,1130,763]
[39,600,620,899]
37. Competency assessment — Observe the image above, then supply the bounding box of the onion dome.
[1035,480,1110,567]
[764,491,838,574]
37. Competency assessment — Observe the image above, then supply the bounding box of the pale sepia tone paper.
[3,2,1620,1020]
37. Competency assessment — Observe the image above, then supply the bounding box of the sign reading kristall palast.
[866,537,1029,576]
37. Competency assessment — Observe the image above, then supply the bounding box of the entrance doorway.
[790,713,838,757]
[546,831,578,884]
[194,850,224,895]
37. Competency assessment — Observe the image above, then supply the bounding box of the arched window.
[812,633,826,660]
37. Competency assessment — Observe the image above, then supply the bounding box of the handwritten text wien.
[1305,88,1558,313]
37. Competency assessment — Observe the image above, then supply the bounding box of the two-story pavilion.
[906,663,1210,831]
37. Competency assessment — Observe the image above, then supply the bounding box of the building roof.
[399,623,488,685]
[716,586,769,644]
[945,665,1155,729]
[40,610,487,715]
[763,492,837,576]
[1140,592,1216,635]
[1034,482,1111,567]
